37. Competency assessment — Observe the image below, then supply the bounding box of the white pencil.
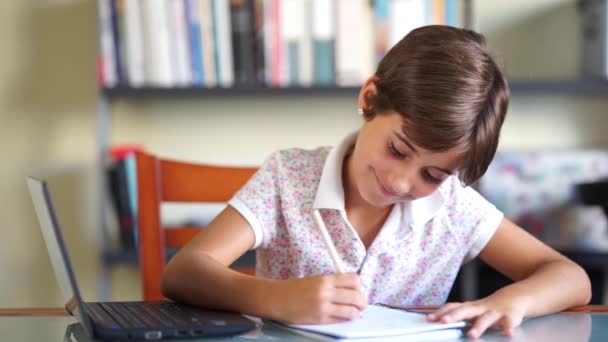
[313,209,345,273]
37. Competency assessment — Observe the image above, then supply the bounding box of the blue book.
[445,0,459,27]
[313,41,335,85]
[185,0,205,86]
[124,153,139,248]
[110,0,126,84]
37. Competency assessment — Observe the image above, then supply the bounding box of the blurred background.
[2,0,608,309]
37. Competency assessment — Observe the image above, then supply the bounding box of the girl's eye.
[423,170,443,184]
[389,142,406,159]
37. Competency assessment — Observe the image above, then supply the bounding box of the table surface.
[1,306,607,341]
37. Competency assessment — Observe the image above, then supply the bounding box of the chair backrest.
[135,151,258,301]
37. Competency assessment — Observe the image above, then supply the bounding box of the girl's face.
[346,112,462,208]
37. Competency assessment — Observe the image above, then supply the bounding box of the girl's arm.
[161,205,367,323]
[428,218,591,338]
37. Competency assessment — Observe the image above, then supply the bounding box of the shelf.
[102,79,608,99]
[102,85,360,99]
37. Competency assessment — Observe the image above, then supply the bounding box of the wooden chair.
[135,151,258,301]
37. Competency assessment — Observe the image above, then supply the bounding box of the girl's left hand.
[426,295,528,339]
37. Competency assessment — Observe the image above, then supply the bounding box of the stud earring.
[357,108,364,116]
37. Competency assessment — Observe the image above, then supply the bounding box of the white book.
[311,0,334,41]
[360,0,375,79]
[213,0,234,87]
[123,0,145,87]
[168,0,193,87]
[275,304,465,341]
[141,0,175,87]
[389,0,426,47]
[97,0,117,87]
[336,0,371,86]
[298,0,313,87]
[199,0,217,87]
[311,0,335,85]
[281,0,302,86]
[263,0,273,84]
[264,0,284,86]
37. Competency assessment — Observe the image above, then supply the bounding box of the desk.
[2,306,608,341]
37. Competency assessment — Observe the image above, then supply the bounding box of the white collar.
[312,131,447,228]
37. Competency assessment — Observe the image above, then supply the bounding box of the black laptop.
[26,177,258,340]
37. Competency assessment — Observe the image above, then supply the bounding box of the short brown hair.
[362,25,509,186]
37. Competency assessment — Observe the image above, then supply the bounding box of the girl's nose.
[387,172,412,196]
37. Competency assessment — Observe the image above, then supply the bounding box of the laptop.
[26,177,259,340]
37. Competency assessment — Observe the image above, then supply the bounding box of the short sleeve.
[228,151,281,250]
[445,179,504,263]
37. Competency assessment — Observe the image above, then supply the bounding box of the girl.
[162,26,591,339]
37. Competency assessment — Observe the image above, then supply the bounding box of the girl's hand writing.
[269,273,368,324]
[426,293,529,339]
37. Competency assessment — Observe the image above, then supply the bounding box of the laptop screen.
[27,177,94,335]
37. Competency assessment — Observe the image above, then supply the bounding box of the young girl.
[162,26,591,339]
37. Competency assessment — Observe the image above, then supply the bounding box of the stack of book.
[97,0,463,89]
[106,145,142,249]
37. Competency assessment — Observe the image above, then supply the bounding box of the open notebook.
[274,304,465,341]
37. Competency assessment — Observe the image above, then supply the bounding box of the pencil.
[313,209,345,273]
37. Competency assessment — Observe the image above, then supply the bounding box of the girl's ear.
[358,76,379,109]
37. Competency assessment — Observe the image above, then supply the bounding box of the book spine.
[213,0,234,87]
[169,0,193,87]
[445,0,459,27]
[374,0,389,65]
[141,0,175,87]
[312,0,335,85]
[108,160,136,249]
[186,0,205,86]
[298,0,313,87]
[124,154,139,247]
[200,0,218,87]
[336,0,370,86]
[124,0,146,87]
[269,0,284,86]
[98,0,118,87]
[230,0,257,85]
[389,0,426,47]
[432,0,446,25]
[111,0,127,84]
[253,0,266,84]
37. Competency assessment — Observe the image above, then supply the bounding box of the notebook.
[275,304,465,341]
[26,177,258,340]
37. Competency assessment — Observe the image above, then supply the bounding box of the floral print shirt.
[228,132,503,306]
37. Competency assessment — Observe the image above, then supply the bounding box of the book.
[141,0,175,87]
[199,0,218,87]
[185,0,205,86]
[107,160,136,249]
[213,0,235,87]
[274,304,465,341]
[230,0,257,85]
[311,0,335,85]
[97,0,118,87]
[123,0,145,87]
[168,0,193,87]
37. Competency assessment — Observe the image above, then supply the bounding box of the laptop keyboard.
[94,302,214,329]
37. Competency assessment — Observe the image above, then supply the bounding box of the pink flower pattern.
[229,143,502,307]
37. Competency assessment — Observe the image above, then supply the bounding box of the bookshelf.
[102,79,608,100]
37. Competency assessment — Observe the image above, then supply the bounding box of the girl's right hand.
[268,273,368,324]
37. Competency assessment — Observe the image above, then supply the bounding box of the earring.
[357,108,364,116]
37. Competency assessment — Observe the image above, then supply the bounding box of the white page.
[278,324,463,341]
[278,305,465,339]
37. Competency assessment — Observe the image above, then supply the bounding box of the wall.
[1,0,606,308]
